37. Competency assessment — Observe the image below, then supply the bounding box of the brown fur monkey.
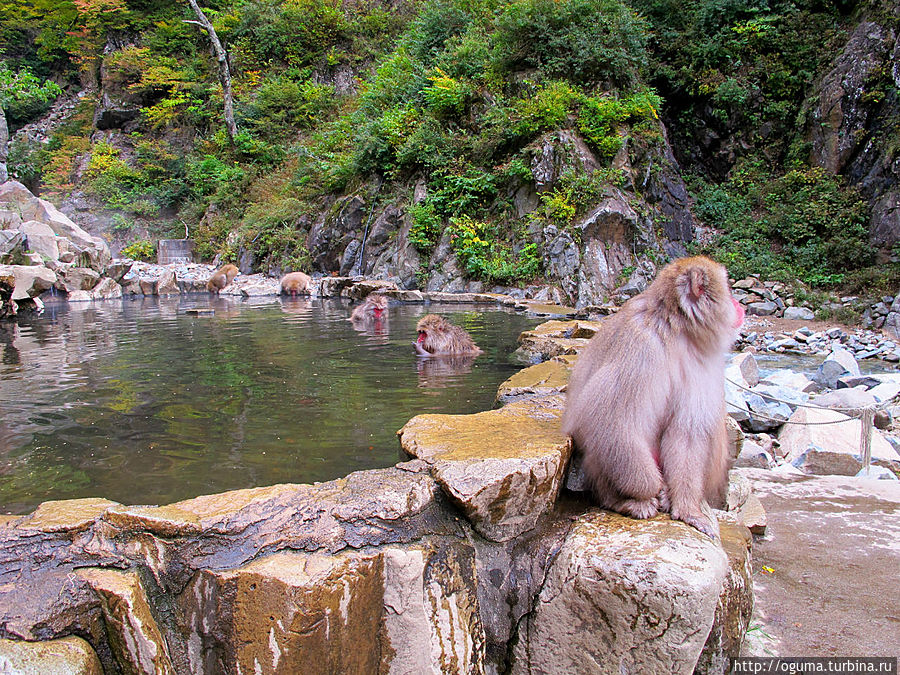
[280,271,311,297]
[413,314,483,356]
[562,256,744,538]
[207,264,239,293]
[349,294,388,323]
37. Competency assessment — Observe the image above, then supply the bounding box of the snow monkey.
[413,314,483,356]
[349,293,388,324]
[280,271,311,297]
[562,256,745,538]
[206,264,239,293]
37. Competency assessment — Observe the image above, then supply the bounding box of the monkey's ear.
[688,267,709,301]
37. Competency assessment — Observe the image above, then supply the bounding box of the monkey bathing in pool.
[413,314,483,357]
[562,256,744,538]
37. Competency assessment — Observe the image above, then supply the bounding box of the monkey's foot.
[614,498,659,520]
[656,486,671,513]
[672,510,720,540]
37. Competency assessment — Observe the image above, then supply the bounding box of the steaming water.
[0,296,541,515]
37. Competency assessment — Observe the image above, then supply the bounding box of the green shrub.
[694,161,875,285]
[408,200,443,255]
[247,74,335,135]
[422,68,471,118]
[492,0,649,88]
[448,215,541,284]
[578,89,662,159]
[121,239,156,262]
[229,0,347,68]
[239,197,310,272]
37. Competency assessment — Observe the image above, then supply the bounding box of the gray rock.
[510,511,733,675]
[779,407,900,475]
[746,301,778,316]
[783,306,815,321]
[813,348,861,388]
[854,466,898,480]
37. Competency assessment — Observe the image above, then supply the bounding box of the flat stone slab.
[496,356,575,403]
[738,470,900,657]
[514,301,578,317]
[398,396,571,542]
[515,319,602,361]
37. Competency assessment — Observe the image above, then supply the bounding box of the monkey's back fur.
[561,256,740,537]
[207,264,239,293]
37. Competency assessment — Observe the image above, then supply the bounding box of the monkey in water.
[280,271,311,297]
[413,314,483,357]
[562,256,744,538]
[349,293,388,324]
[207,264,239,293]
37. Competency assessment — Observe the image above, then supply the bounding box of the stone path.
[738,470,900,657]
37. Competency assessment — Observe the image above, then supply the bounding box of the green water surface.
[0,295,540,514]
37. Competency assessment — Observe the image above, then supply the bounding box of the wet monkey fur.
[349,294,388,323]
[562,256,744,538]
[413,314,483,356]
[207,264,239,293]
[280,271,311,296]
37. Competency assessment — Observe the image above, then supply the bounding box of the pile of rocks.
[0,181,112,315]
[731,277,900,336]
[737,323,900,363]
[726,347,900,479]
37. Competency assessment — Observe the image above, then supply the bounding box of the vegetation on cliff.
[0,0,897,293]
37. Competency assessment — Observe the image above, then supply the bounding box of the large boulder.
[510,510,734,675]
[0,181,111,271]
[0,636,103,675]
[778,406,900,475]
[812,347,861,388]
[0,263,57,300]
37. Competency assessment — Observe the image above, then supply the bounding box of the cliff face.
[803,12,900,247]
[292,123,695,307]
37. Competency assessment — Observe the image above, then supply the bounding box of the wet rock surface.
[399,396,572,542]
[738,471,900,658]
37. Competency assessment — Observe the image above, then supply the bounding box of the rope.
[725,376,899,471]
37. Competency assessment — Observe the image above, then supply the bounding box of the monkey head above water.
[280,271,311,297]
[349,294,388,323]
[562,255,744,539]
[206,264,239,293]
[413,314,483,357]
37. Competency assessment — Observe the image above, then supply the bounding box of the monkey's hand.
[413,342,431,357]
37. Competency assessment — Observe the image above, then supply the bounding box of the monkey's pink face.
[417,330,427,344]
[373,307,384,318]
[731,297,745,329]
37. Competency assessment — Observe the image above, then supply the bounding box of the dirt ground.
[738,470,900,658]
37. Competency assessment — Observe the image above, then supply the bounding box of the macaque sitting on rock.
[207,264,239,293]
[280,271,311,297]
[562,255,744,538]
[413,314,483,356]
[349,294,388,323]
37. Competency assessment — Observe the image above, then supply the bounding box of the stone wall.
[0,323,753,675]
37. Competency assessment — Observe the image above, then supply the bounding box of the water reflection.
[0,296,540,514]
